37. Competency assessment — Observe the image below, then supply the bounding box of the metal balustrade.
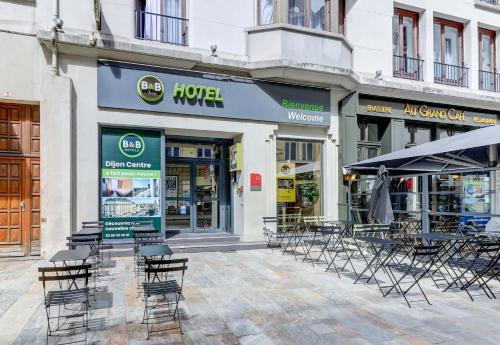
[480,0,499,5]
[135,10,188,45]
[479,70,500,92]
[393,55,424,81]
[434,62,469,87]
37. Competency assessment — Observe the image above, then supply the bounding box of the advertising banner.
[462,174,490,214]
[100,128,162,239]
[277,163,296,203]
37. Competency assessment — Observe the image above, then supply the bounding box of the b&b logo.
[137,75,164,102]
[119,133,145,158]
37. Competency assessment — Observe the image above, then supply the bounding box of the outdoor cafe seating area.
[37,221,188,343]
[263,215,500,308]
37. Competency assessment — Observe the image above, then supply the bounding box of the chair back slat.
[145,266,188,274]
[39,272,92,282]
[38,264,91,272]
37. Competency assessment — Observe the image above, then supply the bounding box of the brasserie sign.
[359,97,497,126]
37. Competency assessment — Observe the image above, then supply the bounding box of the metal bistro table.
[139,244,173,258]
[50,247,91,264]
[138,244,173,284]
[50,248,92,290]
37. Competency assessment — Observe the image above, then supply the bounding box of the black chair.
[38,264,91,342]
[382,244,441,308]
[445,239,500,301]
[67,235,100,296]
[143,258,188,339]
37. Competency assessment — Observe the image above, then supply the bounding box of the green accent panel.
[101,128,161,170]
[339,92,359,166]
[101,169,161,178]
[390,119,406,152]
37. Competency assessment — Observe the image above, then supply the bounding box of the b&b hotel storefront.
[95,60,332,243]
[339,92,500,225]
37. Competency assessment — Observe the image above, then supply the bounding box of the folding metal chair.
[143,258,188,339]
[67,234,100,297]
[382,244,441,307]
[444,239,500,301]
[262,216,284,249]
[38,264,91,342]
[321,224,359,277]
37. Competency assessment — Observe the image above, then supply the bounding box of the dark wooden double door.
[0,103,40,256]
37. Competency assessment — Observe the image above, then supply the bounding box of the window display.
[276,140,322,221]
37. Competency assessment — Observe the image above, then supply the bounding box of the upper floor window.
[136,0,188,45]
[433,18,468,87]
[393,8,422,80]
[479,28,496,73]
[433,18,463,67]
[393,9,418,59]
[288,0,330,31]
[258,0,276,25]
[479,28,498,92]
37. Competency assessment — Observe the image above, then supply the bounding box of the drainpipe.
[50,0,63,76]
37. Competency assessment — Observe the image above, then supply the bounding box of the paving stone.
[1,249,500,344]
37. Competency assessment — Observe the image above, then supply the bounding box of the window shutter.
[392,15,400,56]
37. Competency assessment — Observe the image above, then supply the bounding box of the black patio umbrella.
[368,165,394,224]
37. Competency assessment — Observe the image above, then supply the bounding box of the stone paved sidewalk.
[1,249,500,345]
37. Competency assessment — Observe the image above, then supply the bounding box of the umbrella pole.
[422,175,430,233]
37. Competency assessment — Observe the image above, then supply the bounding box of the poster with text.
[277,162,296,203]
[100,128,162,239]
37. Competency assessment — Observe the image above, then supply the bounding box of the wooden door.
[0,103,40,256]
[0,159,23,255]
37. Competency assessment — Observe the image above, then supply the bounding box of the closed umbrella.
[368,165,394,224]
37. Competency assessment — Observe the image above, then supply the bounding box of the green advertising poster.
[100,127,162,239]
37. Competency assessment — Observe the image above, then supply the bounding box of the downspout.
[50,0,63,76]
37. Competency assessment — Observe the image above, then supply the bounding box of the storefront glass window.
[405,125,432,147]
[276,140,322,220]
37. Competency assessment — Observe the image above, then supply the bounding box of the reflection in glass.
[444,26,459,66]
[288,0,305,26]
[310,0,325,30]
[259,0,274,25]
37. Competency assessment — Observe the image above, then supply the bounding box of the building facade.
[0,0,499,257]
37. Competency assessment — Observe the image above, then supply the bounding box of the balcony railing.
[393,55,424,81]
[135,10,188,45]
[434,62,469,87]
[479,70,500,92]
[480,0,499,5]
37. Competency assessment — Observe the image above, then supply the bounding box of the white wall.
[0,32,42,103]
[347,0,500,90]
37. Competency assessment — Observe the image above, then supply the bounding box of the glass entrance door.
[194,163,220,231]
[165,161,222,232]
[165,163,191,230]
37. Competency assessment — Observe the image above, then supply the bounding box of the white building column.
[325,88,350,220]
[466,20,479,90]
[421,9,435,83]
[40,74,74,259]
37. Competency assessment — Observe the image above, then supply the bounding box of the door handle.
[20,201,25,212]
